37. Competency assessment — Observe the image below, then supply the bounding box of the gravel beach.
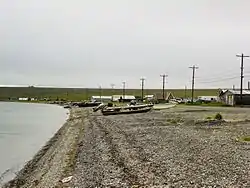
[71,106,250,187]
[3,105,250,187]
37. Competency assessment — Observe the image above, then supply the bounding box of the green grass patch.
[206,116,212,120]
[166,118,183,124]
[242,137,250,142]
[237,136,250,143]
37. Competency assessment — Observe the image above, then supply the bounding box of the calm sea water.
[0,102,68,185]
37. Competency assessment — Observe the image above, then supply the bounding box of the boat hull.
[78,102,102,107]
[101,107,152,116]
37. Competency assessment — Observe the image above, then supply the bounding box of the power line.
[160,74,168,99]
[140,77,145,101]
[236,53,249,104]
[189,65,198,103]
[196,76,239,84]
[195,73,239,82]
[194,73,250,84]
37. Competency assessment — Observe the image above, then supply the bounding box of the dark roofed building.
[218,89,250,106]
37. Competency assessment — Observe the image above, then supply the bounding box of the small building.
[218,89,250,106]
[91,96,112,102]
[112,95,136,102]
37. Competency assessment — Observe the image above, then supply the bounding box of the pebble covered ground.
[71,106,250,187]
[3,106,250,188]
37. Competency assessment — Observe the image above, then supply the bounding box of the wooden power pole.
[160,74,167,100]
[140,78,145,101]
[236,53,249,105]
[189,65,199,103]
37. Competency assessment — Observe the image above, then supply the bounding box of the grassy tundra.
[0,87,218,101]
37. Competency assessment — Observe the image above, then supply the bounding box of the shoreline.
[2,107,86,188]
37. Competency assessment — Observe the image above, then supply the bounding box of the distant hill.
[0,87,219,101]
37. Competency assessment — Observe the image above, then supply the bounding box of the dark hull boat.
[101,107,152,116]
[77,102,102,107]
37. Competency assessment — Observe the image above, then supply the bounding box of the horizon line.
[0,85,223,90]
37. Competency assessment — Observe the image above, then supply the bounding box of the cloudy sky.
[1,0,250,89]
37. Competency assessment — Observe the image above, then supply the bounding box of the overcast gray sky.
[1,0,250,89]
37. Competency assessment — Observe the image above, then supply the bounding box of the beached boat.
[63,105,71,109]
[77,101,102,107]
[123,104,154,110]
[101,106,152,116]
[93,103,154,115]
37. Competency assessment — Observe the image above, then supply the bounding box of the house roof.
[225,89,250,95]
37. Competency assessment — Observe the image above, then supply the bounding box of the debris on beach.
[61,176,73,183]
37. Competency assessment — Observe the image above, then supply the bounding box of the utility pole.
[189,65,199,103]
[236,53,249,105]
[248,81,250,90]
[122,81,126,102]
[160,74,168,100]
[140,77,145,101]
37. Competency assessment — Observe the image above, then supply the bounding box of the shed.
[219,89,250,106]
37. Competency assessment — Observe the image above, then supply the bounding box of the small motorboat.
[93,103,154,116]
